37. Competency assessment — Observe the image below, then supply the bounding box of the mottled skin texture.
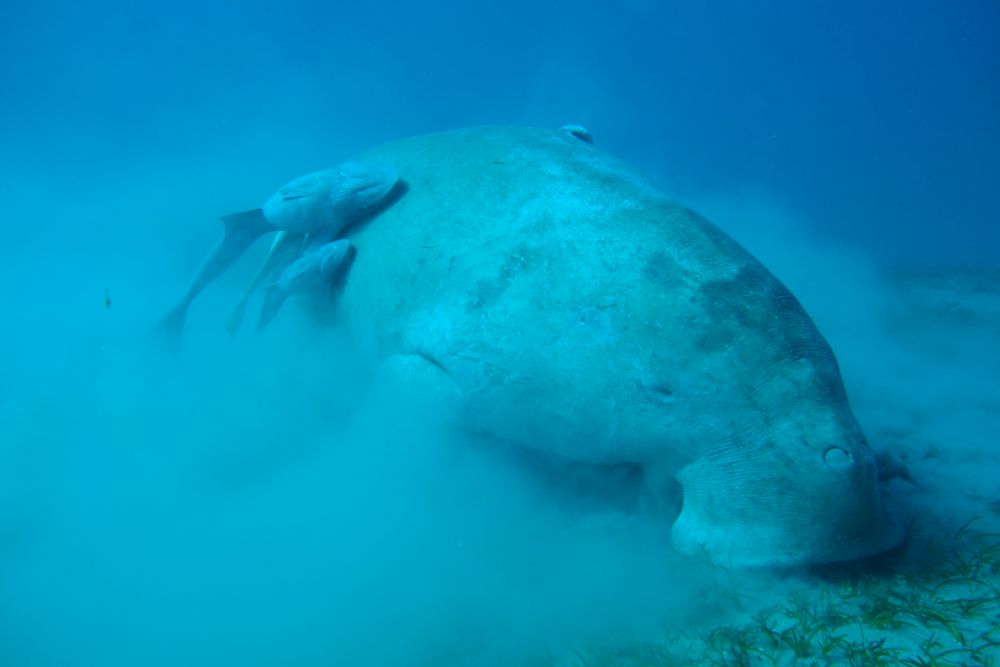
[337,126,900,567]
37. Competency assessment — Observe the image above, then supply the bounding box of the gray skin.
[333,125,901,567]
[258,239,353,332]
[158,162,398,342]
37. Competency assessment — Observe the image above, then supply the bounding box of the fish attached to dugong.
[258,239,353,332]
[158,161,398,342]
[330,125,901,567]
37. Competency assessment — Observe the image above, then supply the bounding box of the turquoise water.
[1,1,997,665]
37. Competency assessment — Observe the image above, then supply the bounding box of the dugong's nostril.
[823,446,853,467]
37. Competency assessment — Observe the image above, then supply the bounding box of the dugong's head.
[667,334,903,567]
[329,162,400,221]
[629,245,905,567]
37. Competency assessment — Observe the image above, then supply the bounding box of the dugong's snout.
[800,438,904,563]
[670,424,903,568]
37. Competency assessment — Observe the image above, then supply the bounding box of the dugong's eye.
[823,446,853,467]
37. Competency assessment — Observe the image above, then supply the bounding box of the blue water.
[3,0,998,265]
[1,1,998,665]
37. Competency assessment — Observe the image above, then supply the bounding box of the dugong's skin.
[337,126,900,567]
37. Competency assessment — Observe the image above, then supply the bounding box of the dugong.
[158,161,398,342]
[334,126,901,567]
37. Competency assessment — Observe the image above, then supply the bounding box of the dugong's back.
[341,126,900,567]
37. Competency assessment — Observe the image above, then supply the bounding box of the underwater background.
[0,0,997,665]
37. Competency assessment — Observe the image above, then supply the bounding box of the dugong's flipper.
[157,208,274,344]
[372,353,465,424]
[227,231,306,337]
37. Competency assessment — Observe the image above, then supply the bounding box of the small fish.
[104,289,112,309]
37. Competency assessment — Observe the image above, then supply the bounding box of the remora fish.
[158,162,397,343]
[258,239,353,333]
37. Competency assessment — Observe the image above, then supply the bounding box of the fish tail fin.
[226,298,248,338]
[175,208,273,317]
[214,209,273,278]
[221,208,271,237]
[153,301,188,353]
[257,287,287,333]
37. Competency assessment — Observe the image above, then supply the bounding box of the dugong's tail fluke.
[257,287,288,333]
